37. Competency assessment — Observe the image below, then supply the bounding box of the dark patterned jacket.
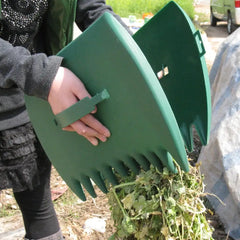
[0,0,128,130]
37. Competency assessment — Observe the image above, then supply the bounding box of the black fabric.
[0,0,62,130]
[13,158,61,239]
[0,122,61,239]
[75,0,132,34]
[0,122,51,192]
[0,0,48,52]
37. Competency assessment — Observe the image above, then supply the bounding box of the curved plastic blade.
[133,1,211,151]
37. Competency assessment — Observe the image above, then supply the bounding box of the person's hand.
[48,67,111,146]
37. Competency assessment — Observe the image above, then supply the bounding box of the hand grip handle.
[194,30,206,57]
[54,89,110,128]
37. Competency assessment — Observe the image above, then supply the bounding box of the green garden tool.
[133,1,211,151]
[25,11,189,201]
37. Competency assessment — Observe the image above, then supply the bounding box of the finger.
[71,120,108,143]
[63,120,108,142]
[63,124,105,144]
[62,126,74,131]
[91,106,97,114]
[72,81,95,105]
[81,114,111,137]
[73,86,97,114]
[70,79,98,114]
[85,136,99,146]
[64,123,108,143]
[62,114,110,141]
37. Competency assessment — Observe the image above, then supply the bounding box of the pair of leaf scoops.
[25,1,211,201]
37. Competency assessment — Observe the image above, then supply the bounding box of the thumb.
[72,79,97,114]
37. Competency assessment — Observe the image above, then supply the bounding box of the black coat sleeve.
[75,0,132,34]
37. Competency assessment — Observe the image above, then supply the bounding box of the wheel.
[210,8,217,26]
[227,12,234,34]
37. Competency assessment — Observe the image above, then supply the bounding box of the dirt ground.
[0,1,236,240]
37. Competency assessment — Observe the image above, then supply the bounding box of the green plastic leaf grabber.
[24,1,211,201]
[134,1,211,151]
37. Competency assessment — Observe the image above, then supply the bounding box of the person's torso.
[0,0,49,130]
[0,0,48,52]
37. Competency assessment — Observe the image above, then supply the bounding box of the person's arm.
[0,38,110,145]
[75,0,132,34]
[0,37,61,100]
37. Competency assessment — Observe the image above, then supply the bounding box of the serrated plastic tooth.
[111,160,129,176]
[90,171,108,194]
[123,157,140,174]
[133,154,150,171]
[101,166,118,186]
[155,148,177,173]
[194,116,209,146]
[80,176,96,198]
[68,178,86,201]
[144,152,163,171]
[180,123,193,152]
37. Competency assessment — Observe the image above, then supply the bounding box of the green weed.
[107,164,214,239]
[0,204,19,218]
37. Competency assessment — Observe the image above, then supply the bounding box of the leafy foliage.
[106,0,195,19]
[107,164,213,240]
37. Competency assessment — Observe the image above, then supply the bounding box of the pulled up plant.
[107,163,213,240]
